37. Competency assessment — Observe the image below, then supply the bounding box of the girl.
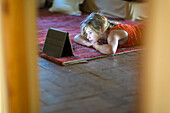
[74,13,144,54]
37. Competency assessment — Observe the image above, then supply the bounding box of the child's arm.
[74,34,92,47]
[93,30,127,54]
[93,42,114,54]
[93,36,119,54]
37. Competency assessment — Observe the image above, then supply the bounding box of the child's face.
[85,27,100,44]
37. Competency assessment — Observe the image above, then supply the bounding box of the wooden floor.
[38,51,143,113]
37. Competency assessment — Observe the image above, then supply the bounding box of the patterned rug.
[38,9,143,65]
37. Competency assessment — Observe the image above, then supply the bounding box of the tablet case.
[42,28,74,58]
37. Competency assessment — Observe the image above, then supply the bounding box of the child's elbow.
[108,48,117,55]
[74,34,82,42]
[105,47,115,54]
[112,49,116,55]
[73,35,78,42]
[111,47,117,55]
[108,50,115,55]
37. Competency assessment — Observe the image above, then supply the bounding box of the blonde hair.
[81,13,109,38]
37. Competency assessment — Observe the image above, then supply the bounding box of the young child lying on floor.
[74,13,144,54]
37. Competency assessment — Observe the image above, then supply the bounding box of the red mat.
[38,9,143,65]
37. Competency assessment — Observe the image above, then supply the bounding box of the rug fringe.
[62,59,88,65]
[62,48,143,65]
